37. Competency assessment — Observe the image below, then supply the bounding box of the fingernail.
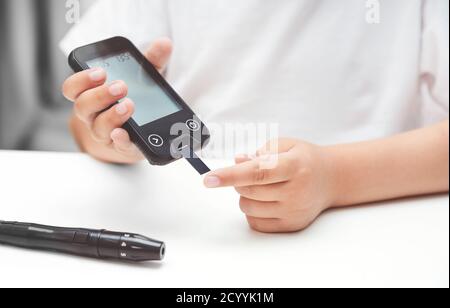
[109,82,125,96]
[204,176,221,188]
[115,101,129,115]
[89,68,105,82]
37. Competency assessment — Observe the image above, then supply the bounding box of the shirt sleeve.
[59,0,170,56]
[420,0,449,112]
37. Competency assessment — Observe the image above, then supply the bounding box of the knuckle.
[228,171,239,186]
[239,198,249,213]
[287,154,300,170]
[257,140,274,156]
[242,186,256,197]
[239,197,246,207]
[284,156,299,177]
[106,106,122,126]
[73,99,85,120]
[93,134,111,146]
[249,224,261,232]
[253,167,268,184]
[246,217,262,231]
[89,129,102,143]
[92,87,106,103]
[90,125,110,145]
[250,222,272,233]
[235,186,246,196]
[246,216,279,233]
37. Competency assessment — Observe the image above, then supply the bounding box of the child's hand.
[204,139,335,233]
[62,38,173,164]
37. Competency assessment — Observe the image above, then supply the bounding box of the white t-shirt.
[60,0,449,154]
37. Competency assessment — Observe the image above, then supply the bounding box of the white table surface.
[0,150,448,288]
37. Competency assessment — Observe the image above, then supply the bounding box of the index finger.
[204,153,295,188]
[62,68,107,101]
[144,37,173,72]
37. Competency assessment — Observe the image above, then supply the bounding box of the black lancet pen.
[0,221,165,262]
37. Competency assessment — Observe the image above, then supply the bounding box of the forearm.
[326,120,449,207]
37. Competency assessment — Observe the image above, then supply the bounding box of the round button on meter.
[186,119,200,132]
[148,134,164,147]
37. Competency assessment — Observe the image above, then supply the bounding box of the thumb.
[145,37,173,72]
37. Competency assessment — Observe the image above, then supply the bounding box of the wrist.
[310,144,340,212]
[320,144,349,209]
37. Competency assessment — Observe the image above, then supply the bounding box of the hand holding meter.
[69,37,210,174]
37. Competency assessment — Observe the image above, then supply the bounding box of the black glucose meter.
[69,37,210,173]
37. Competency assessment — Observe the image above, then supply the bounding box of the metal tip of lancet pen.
[114,234,166,262]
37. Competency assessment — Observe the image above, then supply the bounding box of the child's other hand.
[204,139,335,233]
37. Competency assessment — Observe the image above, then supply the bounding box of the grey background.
[0,0,95,151]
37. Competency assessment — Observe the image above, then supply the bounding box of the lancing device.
[0,221,165,262]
